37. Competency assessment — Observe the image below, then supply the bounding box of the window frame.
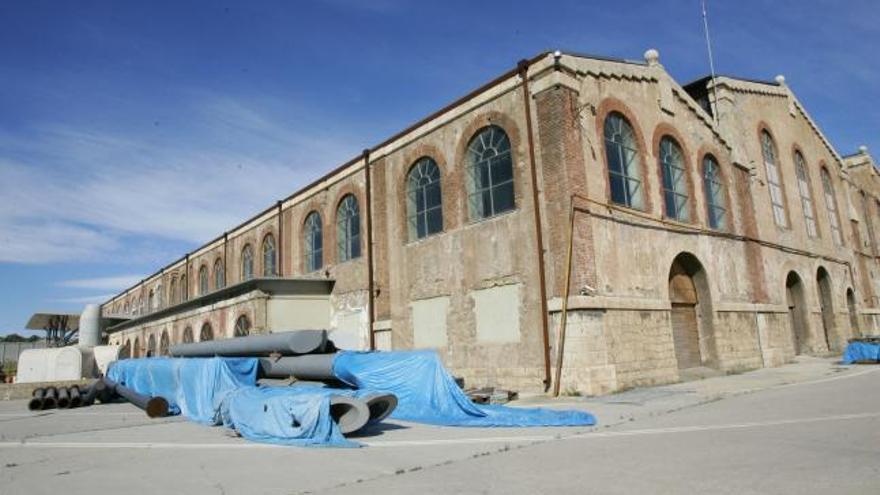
[336,195,361,262]
[465,125,516,221]
[760,129,789,228]
[241,244,254,281]
[603,112,645,210]
[304,211,323,272]
[793,150,818,238]
[658,136,691,223]
[820,166,843,246]
[262,234,276,277]
[234,315,251,337]
[199,322,214,342]
[198,264,209,295]
[214,258,225,290]
[406,156,444,241]
[702,154,727,230]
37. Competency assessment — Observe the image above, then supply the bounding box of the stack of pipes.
[168,331,397,434]
[25,331,397,436]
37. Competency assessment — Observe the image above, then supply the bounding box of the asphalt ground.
[0,357,876,494]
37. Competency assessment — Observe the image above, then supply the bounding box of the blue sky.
[1,0,878,335]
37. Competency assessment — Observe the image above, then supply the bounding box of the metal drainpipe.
[517,59,552,391]
[277,201,283,276]
[364,149,376,350]
[223,233,228,286]
[184,254,190,301]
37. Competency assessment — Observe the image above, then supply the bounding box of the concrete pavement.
[0,356,877,494]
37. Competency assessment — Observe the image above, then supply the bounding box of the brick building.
[102,49,879,395]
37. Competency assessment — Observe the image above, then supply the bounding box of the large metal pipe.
[57,386,71,409]
[258,354,336,380]
[328,395,370,435]
[362,393,397,424]
[102,378,169,418]
[42,387,58,410]
[80,380,103,406]
[169,330,329,357]
[69,385,83,408]
[28,388,45,411]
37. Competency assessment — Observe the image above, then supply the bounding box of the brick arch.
[652,123,698,224]
[756,121,793,229]
[594,97,653,213]
[397,143,454,243]
[329,183,366,265]
[696,145,736,232]
[453,110,525,225]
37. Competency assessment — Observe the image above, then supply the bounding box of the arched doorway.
[668,253,715,370]
[786,272,808,354]
[816,267,834,351]
[133,337,141,358]
[846,288,859,338]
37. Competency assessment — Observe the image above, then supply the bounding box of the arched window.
[304,211,323,272]
[147,334,156,357]
[262,234,276,276]
[199,322,214,342]
[138,295,145,315]
[241,244,254,281]
[659,137,689,222]
[406,157,443,240]
[604,112,644,209]
[159,330,170,356]
[214,259,225,290]
[156,284,163,309]
[794,151,817,238]
[761,130,787,228]
[336,195,361,262]
[702,155,727,230]
[169,278,177,306]
[234,315,251,337]
[148,290,155,312]
[180,274,187,302]
[198,265,209,295]
[133,337,140,358]
[182,326,193,344]
[466,125,515,219]
[820,167,843,245]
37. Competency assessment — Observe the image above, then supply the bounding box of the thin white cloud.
[57,275,144,291]
[0,93,357,264]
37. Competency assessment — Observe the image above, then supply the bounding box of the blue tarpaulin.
[107,357,353,447]
[842,342,880,364]
[106,350,596,447]
[333,350,597,427]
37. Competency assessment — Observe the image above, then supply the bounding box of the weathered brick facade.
[104,50,880,395]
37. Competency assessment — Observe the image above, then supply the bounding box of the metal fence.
[0,341,47,365]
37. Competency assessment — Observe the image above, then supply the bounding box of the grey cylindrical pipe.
[102,378,169,418]
[328,396,370,435]
[362,393,398,424]
[42,387,58,410]
[169,330,328,357]
[28,388,45,411]
[80,380,103,406]
[258,354,336,380]
[69,386,82,408]
[57,387,71,409]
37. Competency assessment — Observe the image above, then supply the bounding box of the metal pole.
[103,378,169,418]
[553,200,577,397]
[518,59,552,391]
[363,148,376,350]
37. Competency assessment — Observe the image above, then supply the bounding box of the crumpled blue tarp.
[842,342,880,364]
[332,350,596,427]
[106,357,353,447]
[219,386,356,447]
[106,357,258,424]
